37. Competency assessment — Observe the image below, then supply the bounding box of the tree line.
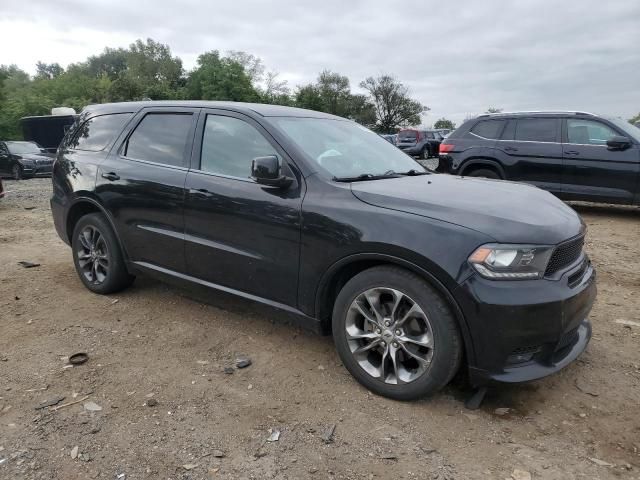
[0,38,430,139]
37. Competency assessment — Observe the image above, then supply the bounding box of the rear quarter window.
[68,113,133,152]
[469,119,505,140]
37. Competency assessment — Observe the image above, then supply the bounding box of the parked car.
[379,134,397,145]
[51,101,595,401]
[0,177,4,199]
[0,141,55,179]
[438,111,640,205]
[21,111,77,153]
[435,128,451,138]
[396,129,443,159]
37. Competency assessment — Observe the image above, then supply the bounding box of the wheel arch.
[314,253,476,365]
[65,197,129,261]
[459,157,505,178]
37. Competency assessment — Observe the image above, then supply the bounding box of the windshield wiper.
[332,172,401,182]
[399,169,429,176]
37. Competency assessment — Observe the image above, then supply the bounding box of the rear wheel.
[71,213,135,294]
[12,163,23,180]
[467,168,500,179]
[420,146,430,160]
[332,266,462,401]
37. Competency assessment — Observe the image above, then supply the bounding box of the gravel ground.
[0,177,639,480]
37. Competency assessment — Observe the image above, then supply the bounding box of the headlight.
[468,244,554,280]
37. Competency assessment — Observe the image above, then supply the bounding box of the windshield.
[608,117,640,143]
[272,118,424,179]
[6,141,44,154]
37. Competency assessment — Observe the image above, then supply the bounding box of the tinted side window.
[125,113,193,167]
[200,115,277,178]
[515,118,558,142]
[470,120,505,139]
[70,113,132,151]
[567,119,618,145]
[501,120,516,140]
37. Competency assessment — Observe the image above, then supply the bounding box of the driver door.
[183,109,305,307]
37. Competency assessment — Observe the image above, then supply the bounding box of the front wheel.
[467,168,500,179]
[71,213,135,294]
[332,266,462,400]
[12,163,23,180]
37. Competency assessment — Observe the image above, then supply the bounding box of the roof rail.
[481,110,596,116]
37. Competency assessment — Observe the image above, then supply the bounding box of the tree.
[360,75,427,132]
[485,107,503,114]
[316,70,351,116]
[294,84,323,111]
[226,51,265,84]
[434,118,456,130]
[629,112,640,126]
[185,51,259,102]
[35,62,64,79]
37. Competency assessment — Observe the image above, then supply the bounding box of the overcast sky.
[1,0,639,126]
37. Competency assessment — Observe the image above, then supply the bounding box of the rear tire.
[467,168,500,179]
[332,266,462,401]
[71,213,135,294]
[421,146,430,160]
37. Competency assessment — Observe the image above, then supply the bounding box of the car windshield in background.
[273,118,424,180]
[6,141,44,154]
[609,117,640,143]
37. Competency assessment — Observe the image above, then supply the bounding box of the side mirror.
[251,155,293,188]
[606,135,631,151]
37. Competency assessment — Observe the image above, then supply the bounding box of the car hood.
[19,152,54,162]
[350,174,583,244]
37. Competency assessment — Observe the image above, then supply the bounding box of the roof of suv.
[82,101,345,120]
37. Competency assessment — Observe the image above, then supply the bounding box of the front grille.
[545,235,584,276]
[567,259,589,288]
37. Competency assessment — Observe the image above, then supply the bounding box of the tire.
[71,213,135,294]
[467,168,500,179]
[12,163,23,180]
[420,146,430,160]
[332,266,462,401]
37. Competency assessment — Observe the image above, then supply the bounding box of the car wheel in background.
[71,213,135,294]
[332,266,462,400]
[421,146,430,160]
[12,163,23,180]
[467,168,500,179]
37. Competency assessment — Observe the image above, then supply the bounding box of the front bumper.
[22,164,53,177]
[455,256,596,385]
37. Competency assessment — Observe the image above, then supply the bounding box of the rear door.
[562,117,639,203]
[183,109,304,307]
[96,107,198,273]
[496,117,563,194]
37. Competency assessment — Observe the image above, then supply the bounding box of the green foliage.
[360,75,427,132]
[0,39,426,139]
[629,112,640,125]
[434,118,456,130]
[485,107,503,114]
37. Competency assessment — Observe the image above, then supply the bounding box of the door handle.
[504,146,518,152]
[192,188,214,197]
[101,172,120,181]
[564,150,580,155]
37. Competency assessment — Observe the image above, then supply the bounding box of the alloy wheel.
[12,164,22,180]
[345,287,434,385]
[76,225,110,284]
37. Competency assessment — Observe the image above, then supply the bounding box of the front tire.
[12,163,23,180]
[332,266,462,400]
[71,213,135,294]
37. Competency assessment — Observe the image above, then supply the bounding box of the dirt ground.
[0,178,638,480]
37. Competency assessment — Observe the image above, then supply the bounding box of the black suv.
[51,101,596,401]
[0,141,55,179]
[438,111,640,205]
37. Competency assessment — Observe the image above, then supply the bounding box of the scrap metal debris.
[18,261,40,268]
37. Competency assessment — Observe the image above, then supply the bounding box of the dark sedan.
[51,101,595,401]
[0,141,55,180]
